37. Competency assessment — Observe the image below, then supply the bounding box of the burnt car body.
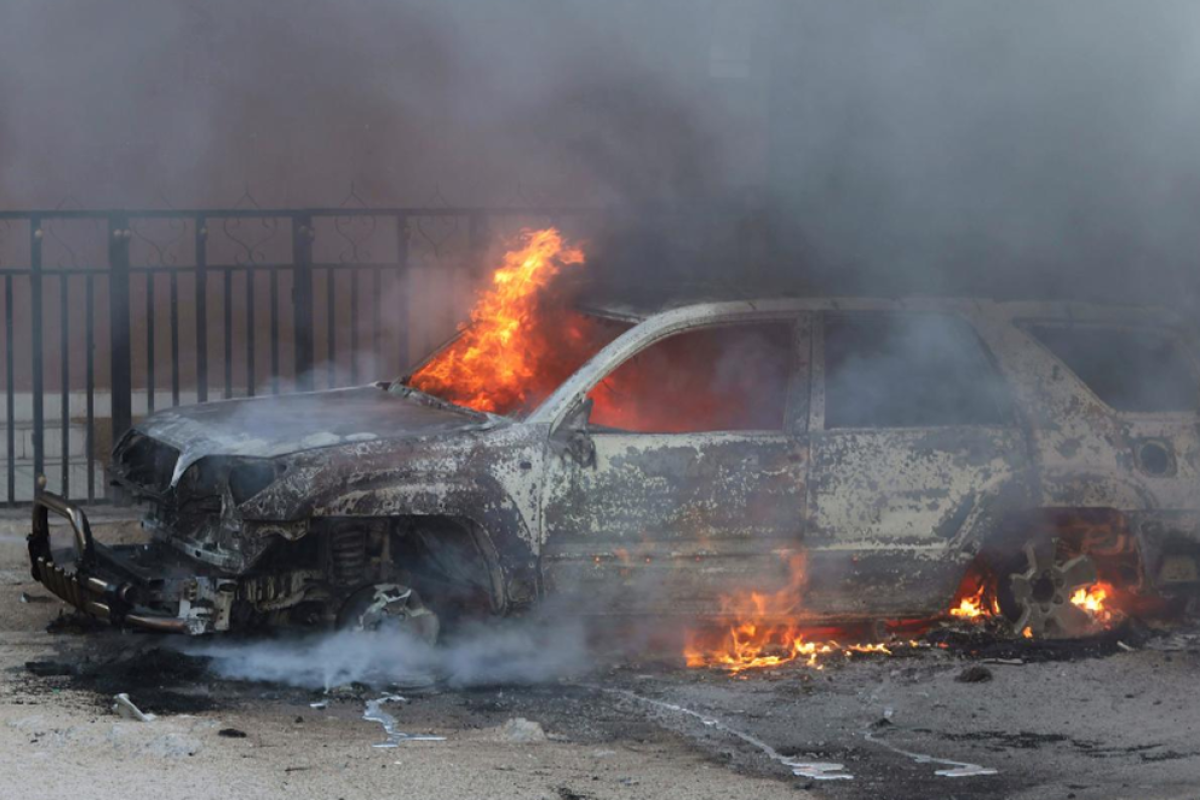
[28,297,1200,637]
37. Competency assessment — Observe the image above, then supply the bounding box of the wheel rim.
[1009,543,1101,639]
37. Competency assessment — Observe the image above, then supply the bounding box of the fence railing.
[0,203,606,504]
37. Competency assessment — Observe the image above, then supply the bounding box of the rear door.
[541,314,811,617]
[804,311,1033,617]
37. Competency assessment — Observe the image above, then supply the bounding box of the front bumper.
[28,491,235,634]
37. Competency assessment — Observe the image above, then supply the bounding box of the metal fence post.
[195,214,208,403]
[292,213,315,390]
[108,213,132,502]
[29,215,43,488]
[395,214,410,372]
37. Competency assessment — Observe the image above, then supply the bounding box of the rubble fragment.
[785,761,853,781]
[111,693,156,722]
[497,717,548,743]
[955,665,994,683]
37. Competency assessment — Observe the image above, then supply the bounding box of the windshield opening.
[402,311,631,418]
[394,227,632,418]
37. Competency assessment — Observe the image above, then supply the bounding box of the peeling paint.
[38,298,1200,634]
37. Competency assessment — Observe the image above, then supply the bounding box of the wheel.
[336,583,440,644]
[1008,542,1102,639]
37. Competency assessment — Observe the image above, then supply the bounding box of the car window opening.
[408,310,631,418]
[1027,324,1199,413]
[586,322,794,434]
[823,313,1011,429]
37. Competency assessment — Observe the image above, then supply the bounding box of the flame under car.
[27,296,1200,643]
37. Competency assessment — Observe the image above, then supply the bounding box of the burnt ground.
[3,517,1200,799]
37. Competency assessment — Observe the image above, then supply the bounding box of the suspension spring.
[329,527,367,585]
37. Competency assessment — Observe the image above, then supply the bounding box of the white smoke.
[183,614,591,691]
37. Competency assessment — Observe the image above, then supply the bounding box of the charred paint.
[32,297,1200,633]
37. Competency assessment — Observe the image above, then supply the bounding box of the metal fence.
[0,199,603,504]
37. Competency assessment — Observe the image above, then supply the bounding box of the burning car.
[27,229,1200,649]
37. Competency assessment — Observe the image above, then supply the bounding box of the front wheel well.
[388,515,507,623]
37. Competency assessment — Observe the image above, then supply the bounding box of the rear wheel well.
[970,507,1143,623]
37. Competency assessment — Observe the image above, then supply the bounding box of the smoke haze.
[3,1,1197,303]
[185,614,591,691]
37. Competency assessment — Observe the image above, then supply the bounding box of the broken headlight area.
[27,488,469,637]
[228,461,281,504]
[29,490,337,635]
[122,455,289,575]
[112,433,181,497]
[169,457,285,509]
[29,490,241,634]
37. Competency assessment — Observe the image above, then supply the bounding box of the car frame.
[27,297,1200,638]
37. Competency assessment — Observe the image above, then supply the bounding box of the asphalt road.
[2,516,1198,800]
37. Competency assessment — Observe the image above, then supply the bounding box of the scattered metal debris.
[362,695,444,748]
[1144,631,1200,652]
[864,728,997,779]
[112,693,157,722]
[593,686,853,780]
[787,762,854,781]
[309,700,328,709]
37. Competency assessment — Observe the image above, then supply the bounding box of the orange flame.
[949,584,999,620]
[1070,582,1115,625]
[683,554,893,673]
[409,227,611,415]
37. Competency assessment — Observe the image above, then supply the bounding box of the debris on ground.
[363,695,445,748]
[25,660,77,677]
[218,727,248,738]
[956,665,994,683]
[112,693,157,722]
[497,717,548,743]
[786,761,853,781]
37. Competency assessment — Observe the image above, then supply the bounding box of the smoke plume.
[184,614,591,691]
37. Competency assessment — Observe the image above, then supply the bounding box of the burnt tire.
[336,583,441,644]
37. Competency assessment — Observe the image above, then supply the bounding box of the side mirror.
[553,398,596,468]
[564,397,593,432]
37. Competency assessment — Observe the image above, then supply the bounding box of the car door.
[804,310,1033,618]
[541,313,811,618]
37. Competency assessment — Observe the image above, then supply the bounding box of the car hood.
[130,385,492,486]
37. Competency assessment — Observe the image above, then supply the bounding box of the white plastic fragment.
[936,764,999,777]
[112,693,157,722]
[785,761,854,780]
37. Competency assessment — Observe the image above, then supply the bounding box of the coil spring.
[329,527,367,585]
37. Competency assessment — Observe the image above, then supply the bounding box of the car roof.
[577,294,1188,329]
